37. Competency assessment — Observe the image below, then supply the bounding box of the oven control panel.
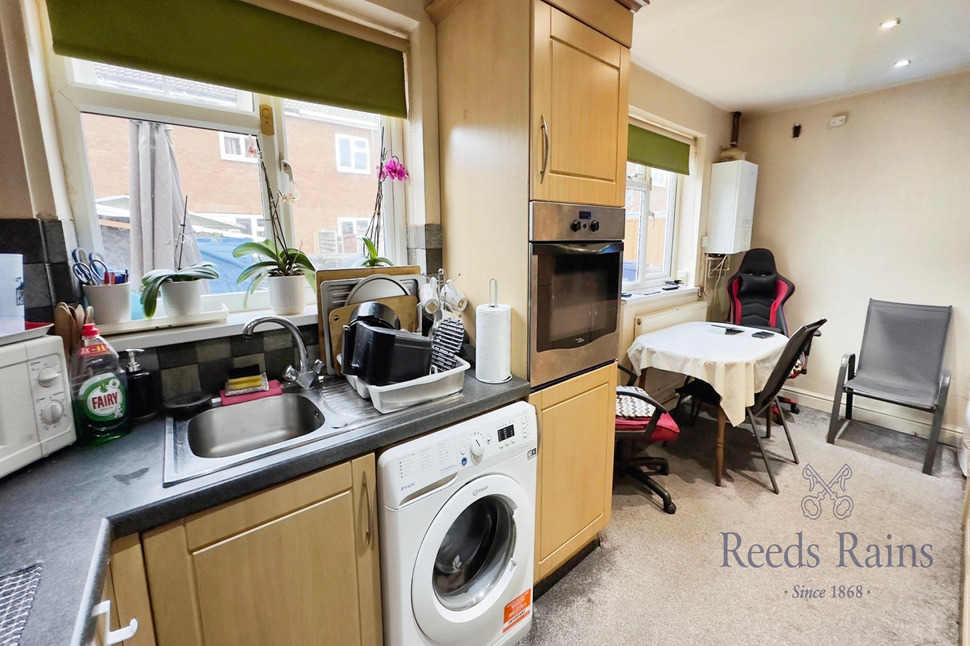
[530,201,625,241]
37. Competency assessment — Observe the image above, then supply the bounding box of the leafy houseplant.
[360,237,391,268]
[140,200,220,318]
[233,141,315,313]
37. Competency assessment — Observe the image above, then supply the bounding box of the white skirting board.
[780,384,963,447]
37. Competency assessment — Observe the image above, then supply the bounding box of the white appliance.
[707,159,758,254]
[379,401,538,646]
[0,335,75,478]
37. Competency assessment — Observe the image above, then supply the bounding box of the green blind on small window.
[627,124,690,175]
[45,0,408,118]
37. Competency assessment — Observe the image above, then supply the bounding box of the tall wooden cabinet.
[141,455,382,646]
[528,363,617,583]
[431,0,634,378]
[532,2,630,207]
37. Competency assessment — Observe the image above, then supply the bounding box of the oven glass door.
[533,242,621,353]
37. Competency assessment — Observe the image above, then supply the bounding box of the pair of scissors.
[72,247,110,281]
[72,262,101,285]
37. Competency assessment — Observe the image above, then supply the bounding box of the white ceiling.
[630,0,970,113]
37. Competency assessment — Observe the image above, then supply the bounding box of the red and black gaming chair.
[727,248,794,334]
[726,248,816,416]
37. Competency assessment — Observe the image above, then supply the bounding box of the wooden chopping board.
[327,294,419,375]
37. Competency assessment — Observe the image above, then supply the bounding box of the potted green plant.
[140,201,220,318]
[234,142,315,315]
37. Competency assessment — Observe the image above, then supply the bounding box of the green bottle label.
[79,373,126,422]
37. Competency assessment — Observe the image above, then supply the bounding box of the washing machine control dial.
[469,435,486,462]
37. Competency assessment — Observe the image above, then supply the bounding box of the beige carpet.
[523,407,964,646]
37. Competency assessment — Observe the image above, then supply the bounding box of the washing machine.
[378,401,538,646]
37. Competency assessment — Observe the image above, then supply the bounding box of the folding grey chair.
[827,300,952,475]
[743,319,827,493]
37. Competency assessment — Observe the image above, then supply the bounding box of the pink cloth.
[219,380,282,407]
[615,412,680,442]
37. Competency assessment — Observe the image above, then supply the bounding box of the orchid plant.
[233,140,314,306]
[361,128,408,266]
[140,197,220,318]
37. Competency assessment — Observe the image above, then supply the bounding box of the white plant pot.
[268,275,306,316]
[161,280,203,318]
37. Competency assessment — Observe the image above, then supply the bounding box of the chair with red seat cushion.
[615,365,680,514]
[725,248,817,417]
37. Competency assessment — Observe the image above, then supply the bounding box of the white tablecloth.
[627,321,789,426]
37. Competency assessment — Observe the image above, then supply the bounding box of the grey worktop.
[0,374,530,646]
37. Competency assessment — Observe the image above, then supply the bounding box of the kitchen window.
[50,59,405,312]
[623,162,678,288]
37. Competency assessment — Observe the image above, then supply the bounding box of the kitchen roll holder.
[475,278,512,384]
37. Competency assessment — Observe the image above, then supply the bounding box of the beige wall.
[619,64,731,361]
[744,71,970,442]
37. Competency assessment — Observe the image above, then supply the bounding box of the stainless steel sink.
[163,383,363,486]
[186,394,325,458]
[162,377,464,486]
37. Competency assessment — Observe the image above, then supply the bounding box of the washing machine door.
[411,473,533,644]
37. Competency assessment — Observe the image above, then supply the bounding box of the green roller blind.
[46,0,408,118]
[627,124,690,175]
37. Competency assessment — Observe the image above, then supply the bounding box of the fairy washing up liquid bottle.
[70,323,130,444]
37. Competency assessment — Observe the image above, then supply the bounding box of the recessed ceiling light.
[880,18,901,30]
[894,59,911,68]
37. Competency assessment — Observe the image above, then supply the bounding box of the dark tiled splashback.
[138,324,320,400]
[0,218,80,322]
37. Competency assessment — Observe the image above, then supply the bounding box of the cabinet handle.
[540,115,550,184]
[536,409,543,453]
[362,471,372,546]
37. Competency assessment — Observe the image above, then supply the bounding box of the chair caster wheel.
[660,465,670,476]
[664,502,676,514]
[791,404,800,414]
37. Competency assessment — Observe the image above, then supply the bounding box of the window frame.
[47,56,407,313]
[623,162,679,290]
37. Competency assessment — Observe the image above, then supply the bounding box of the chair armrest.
[617,386,668,414]
[841,353,856,380]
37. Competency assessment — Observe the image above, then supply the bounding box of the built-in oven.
[529,201,625,388]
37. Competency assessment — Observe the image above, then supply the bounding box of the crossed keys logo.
[801,463,853,520]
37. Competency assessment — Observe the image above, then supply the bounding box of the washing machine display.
[379,402,537,646]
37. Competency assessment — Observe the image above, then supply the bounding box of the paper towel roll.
[476,303,512,383]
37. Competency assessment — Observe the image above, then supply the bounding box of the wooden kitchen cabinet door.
[532,1,630,207]
[142,456,382,646]
[531,363,617,583]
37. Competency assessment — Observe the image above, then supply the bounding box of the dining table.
[627,321,789,486]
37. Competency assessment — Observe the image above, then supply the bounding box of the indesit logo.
[801,463,853,520]
[472,486,489,497]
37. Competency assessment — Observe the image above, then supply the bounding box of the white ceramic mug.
[83,283,132,324]
[441,280,467,312]
[420,278,440,314]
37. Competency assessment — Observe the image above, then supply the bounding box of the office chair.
[615,365,680,514]
[725,248,818,416]
[828,300,951,475]
[726,248,795,334]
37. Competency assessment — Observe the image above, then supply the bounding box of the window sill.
[621,285,699,307]
[107,304,319,351]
